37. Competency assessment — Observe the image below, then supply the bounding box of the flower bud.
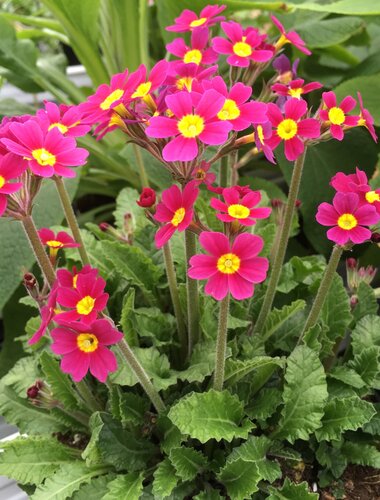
[23,272,39,300]
[346,258,357,270]
[271,198,283,208]
[371,232,380,243]
[295,199,302,208]
[99,222,110,232]
[137,187,156,208]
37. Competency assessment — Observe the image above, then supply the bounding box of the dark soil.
[321,466,380,500]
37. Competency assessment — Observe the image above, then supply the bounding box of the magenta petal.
[340,95,356,113]
[242,190,261,207]
[210,197,228,212]
[161,184,182,212]
[61,350,90,382]
[228,274,254,300]
[355,205,380,226]
[330,124,344,141]
[199,231,230,256]
[232,232,263,259]
[297,118,320,139]
[188,255,218,279]
[323,91,336,109]
[195,90,225,120]
[155,223,176,248]
[242,101,268,124]
[205,272,228,300]
[250,50,273,62]
[348,226,372,244]
[50,328,78,354]
[146,116,179,138]
[284,136,304,161]
[285,98,307,121]
[238,256,269,283]
[326,226,350,246]
[223,187,240,205]
[333,192,359,214]
[0,195,6,216]
[163,136,198,162]
[199,121,231,145]
[316,203,339,226]
[89,347,117,382]
[166,91,192,118]
[212,37,233,55]
[250,207,272,219]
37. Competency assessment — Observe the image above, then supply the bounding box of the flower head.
[167,28,218,66]
[271,15,311,55]
[38,228,80,257]
[316,192,380,246]
[210,186,271,226]
[28,284,58,345]
[57,265,99,290]
[166,5,226,32]
[127,61,169,113]
[37,101,91,137]
[1,120,88,178]
[266,99,320,161]
[212,21,274,67]
[357,92,377,143]
[272,78,322,100]
[165,62,217,93]
[254,121,275,164]
[137,187,156,207]
[320,91,359,141]
[188,231,269,300]
[146,90,232,162]
[154,182,199,248]
[50,319,123,382]
[0,153,26,217]
[191,161,216,186]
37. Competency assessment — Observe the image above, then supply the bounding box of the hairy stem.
[133,143,149,188]
[54,176,90,266]
[22,215,56,287]
[185,230,200,357]
[252,148,307,335]
[213,293,230,391]
[76,380,103,413]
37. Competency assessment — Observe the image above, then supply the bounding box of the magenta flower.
[254,122,276,164]
[212,21,274,67]
[39,228,80,254]
[154,182,199,248]
[1,120,89,178]
[272,78,322,99]
[203,76,267,131]
[128,61,168,103]
[191,161,216,186]
[146,90,232,162]
[273,55,299,84]
[316,192,380,246]
[165,62,217,93]
[331,168,380,214]
[210,186,271,226]
[357,92,377,143]
[36,101,91,137]
[28,285,58,345]
[166,5,226,32]
[55,271,109,324]
[271,15,311,55]
[57,265,99,290]
[266,99,320,161]
[0,153,26,217]
[50,319,123,382]
[188,231,269,300]
[166,28,218,66]
[320,91,359,141]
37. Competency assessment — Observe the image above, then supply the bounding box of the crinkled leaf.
[261,300,306,341]
[71,474,115,500]
[134,307,176,347]
[268,477,319,499]
[352,282,379,322]
[246,388,283,423]
[152,458,179,499]
[218,459,261,500]
[169,446,207,481]
[224,357,284,386]
[329,366,366,389]
[157,416,183,454]
[363,403,380,435]
[120,288,138,346]
[194,490,223,500]
[316,442,347,479]
[349,346,380,387]
[103,473,144,500]
[114,187,147,232]
[351,315,380,356]
[277,256,325,294]
[177,340,218,383]
[341,441,380,468]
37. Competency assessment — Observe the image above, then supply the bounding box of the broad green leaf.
[31,463,109,500]
[120,288,138,346]
[273,345,328,443]
[328,366,366,389]
[287,0,380,15]
[218,460,261,500]
[255,222,277,258]
[71,474,115,500]
[351,315,380,356]
[1,355,41,395]
[349,346,380,387]
[296,16,364,48]
[169,446,207,481]
[268,478,318,499]
[152,459,179,499]
[341,441,380,468]
[103,473,144,500]
[316,442,347,479]
[246,388,283,423]
[261,300,306,341]
[156,416,183,454]
[363,403,380,435]
[168,390,254,443]
[134,307,176,347]
[118,392,149,426]
[177,340,219,384]
[352,282,379,322]
[194,491,223,500]
[224,356,284,386]
[277,256,326,294]
[0,437,76,485]
[315,396,375,441]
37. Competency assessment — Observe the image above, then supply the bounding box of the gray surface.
[0,418,27,500]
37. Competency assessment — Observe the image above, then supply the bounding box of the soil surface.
[321,466,380,500]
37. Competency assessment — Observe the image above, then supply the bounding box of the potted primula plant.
[0,4,380,499]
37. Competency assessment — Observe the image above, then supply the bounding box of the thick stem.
[22,215,56,287]
[185,230,200,357]
[252,148,307,336]
[133,143,149,188]
[213,294,230,391]
[162,242,187,361]
[76,380,102,413]
[118,339,166,413]
[297,245,343,345]
[54,176,90,266]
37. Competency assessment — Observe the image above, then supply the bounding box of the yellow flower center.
[195,168,206,180]
[109,112,125,129]
[48,122,69,134]
[217,99,241,121]
[233,41,252,58]
[190,17,207,28]
[76,295,95,316]
[277,119,298,140]
[171,207,186,227]
[100,88,124,110]
[328,106,345,125]
[217,253,241,274]
[358,117,366,127]
[227,203,250,219]
[73,274,78,288]
[77,333,99,353]
[46,240,63,249]
[0,175,5,189]
[32,148,56,167]
[176,76,194,92]
[365,190,380,204]
[177,114,205,138]
[337,213,358,230]
[132,81,152,98]
[289,87,303,98]
[183,49,202,65]
[256,125,265,143]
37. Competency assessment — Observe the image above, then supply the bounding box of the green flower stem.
[252,148,307,336]
[118,339,166,413]
[54,176,90,266]
[219,155,229,188]
[185,230,200,357]
[297,245,344,345]
[162,242,187,361]
[76,380,103,413]
[133,143,149,188]
[213,293,230,391]
[22,215,56,287]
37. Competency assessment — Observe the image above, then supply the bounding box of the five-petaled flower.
[212,21,274,67]
[154,182,199,248]
[266,98,320,161]
[191,161,216,186]
[0,153,26,217]
[28,284,59,345]
[272,78,322,100]
[271,15,311,55]
[146,89,232,162]
[167,28,218,66]
[316,192,380,246]
[210,186,271,226]
[50,319,123,382]
[188,231,269,300]
[319,91,359,141]
[38,228,80,258]
[37,101,91,137]
[166,4,226,32]
[128,61,169,112]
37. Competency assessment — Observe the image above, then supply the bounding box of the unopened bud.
[23,272,39,300]
[350,296,358,308]
[99,222,110,232]
[137,187,156,208]
[346,258,357,270]
[271,198,283,208]
[295,199,302,208]
[26,380,44,400]
[371,232,380,243]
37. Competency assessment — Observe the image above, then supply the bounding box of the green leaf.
[218,459,261,500]
[362,403,380,435]
[288,0,380,15]
[177,340,217,383]
[315,396,376,441]
[0,437,76,485]
[194,490,223,500]
[157,416,183,455]
[351,315,380,356]
[246,388,283,423]
[273,345,328,443]
[349,346,380,387]
[1,355,41,395]
[113,186,146,232]
[255,222,277,258]
[268,478,318,499]
[152,459,180,499]
[40,352,82,411]
[277,256,326,294]
[261,300,306,341]
[316,442,347,479]
[224,356,284,386]
[134,307,176,347]
[168,390,254,443]
[71,474,115,500]
[328,366,366,389]
[103,473,144,500]
[120,288,138,346]
[352,282,379,322]
[341,441,380,468]
[169,446,207,481]
[118,392,149,426]
[296,16,364,48]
